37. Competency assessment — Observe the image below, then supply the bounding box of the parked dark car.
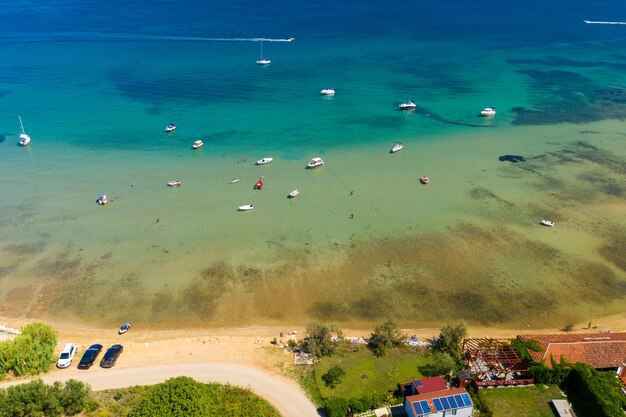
[100,344,123,368]
[77,344,102,369]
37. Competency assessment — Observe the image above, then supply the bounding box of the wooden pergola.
[462,338,533,381]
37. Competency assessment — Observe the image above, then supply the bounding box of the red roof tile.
[412,376,448,394]
[518,333,626,368]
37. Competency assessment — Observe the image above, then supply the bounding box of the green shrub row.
[0,379,95,417]
[323,393,389,417]
[0,323,57,379]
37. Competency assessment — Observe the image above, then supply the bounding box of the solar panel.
[454,395,465,407]
[448,396,458,408]
[419,400,430,414]
[414,379,423,387]
[433,398,443,411]
[441,397,450,410]
[461,393,472,406]
[411,401,424,415]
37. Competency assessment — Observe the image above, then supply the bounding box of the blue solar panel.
[441,397,450,410]
[454,395,465,407]
[433,398,443,411]
[419,400,430,414]
[414,379,423,387]
[448,396,458,408]
[412,401,425,415]
[462,393,472,406]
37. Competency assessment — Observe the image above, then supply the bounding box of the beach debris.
[498,154,526,163]
[294,352,314,365]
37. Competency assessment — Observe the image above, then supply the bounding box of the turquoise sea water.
[1,1,625,326]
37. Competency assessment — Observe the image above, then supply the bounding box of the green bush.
[301,321,343,358]
[0,322,57,378]
[348,394,373,412]
[1,379,92,417]
[419,351,459,376]
[367,319,405,357]
[564,363,626,417]
[322,366,346,388]
[528,355,572,385]
[324,396,349,417]
[129,376,280,417]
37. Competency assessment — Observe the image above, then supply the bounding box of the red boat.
[254,181,263,190]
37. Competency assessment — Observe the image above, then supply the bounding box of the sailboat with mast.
[256,41,271,65]
[18,116,31,146]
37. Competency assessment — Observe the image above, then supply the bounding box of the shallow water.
[0,0,625,328]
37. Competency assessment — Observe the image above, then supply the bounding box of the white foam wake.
[584,20,626,25]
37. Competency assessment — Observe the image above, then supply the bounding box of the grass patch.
[305,346,426,402]
[481,385,566,417]
[88,386,151,417]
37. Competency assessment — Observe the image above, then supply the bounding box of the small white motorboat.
[480,107,496,117]
[192,140,203,149]
[391,142,404,153]
[229,178,240,184]
[307,157,324,169]
[167,180,181,187]
[118,322,132,335]
[420,176,430,184]
[399,100,417,110]
[320,89,335,96]
[256,58,271,65]
[96,193,108,205]
[288,189,300,198]
[255,157,273,165]
[165,123,176,133]
[238,204,254,211]
[18,116,31,146]
[540,220,555,227]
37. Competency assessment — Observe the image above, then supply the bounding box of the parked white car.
[57,343,77,368]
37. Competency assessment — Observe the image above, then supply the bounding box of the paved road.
[0,362,321,417]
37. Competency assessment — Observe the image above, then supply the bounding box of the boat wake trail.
[1,31,295,43]
[584,20,626,25]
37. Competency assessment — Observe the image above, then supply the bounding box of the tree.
[59,379,92,415]
[432,321,467,363]
[322,366,346,388]
[420,351,458,376]
[367,319,405,357]
[301,321,343,358]
[0,322,58,378]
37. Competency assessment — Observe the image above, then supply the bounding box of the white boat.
[540,220,555,227]
[256,41,271,65]
[307,157,324,169]
[399,100,417,110]
[229,178,240,184]
[167,180,181,187]
[192,140,203,149]
[391,142,404,153]
[420,176,430,184]
[165,123,176,133]
[96,194,108,205]
[238,204,254,211]
[288,189,300,198]
[18,116,31,146]
[255,157,273,165]
[480,107,496,117]
[320,89,335,96]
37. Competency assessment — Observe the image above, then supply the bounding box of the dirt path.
[0,362,321,417]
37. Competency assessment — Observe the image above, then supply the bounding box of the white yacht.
[255,157,273,165]
[288,189,300,198]
[238,204,254,211]
[18,116,31,146]
[480,107,496,117]
[165,123,176,133]
[399,100,417,110]
[307,157,324,169]
[391,142,404,153]
[167,180,181,187]
[256,41,271,65]
[192,140,203,149]
[320,89,336,96]
[540,220,555,227]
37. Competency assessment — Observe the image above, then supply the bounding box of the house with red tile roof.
[403,377,473,417]
[518,332,626,369]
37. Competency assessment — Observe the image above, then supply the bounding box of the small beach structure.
[306,157,324,169]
